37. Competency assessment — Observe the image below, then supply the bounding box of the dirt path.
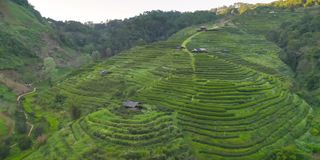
[17,88,36,102]
[17,88,37,137]
[181,32,202,72]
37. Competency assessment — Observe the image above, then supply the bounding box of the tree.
[54,94,66,104]
[271,145,311,160]
[50,11,217,59]
[306,75,320,90]
[32,118,49,138]
[75,54,92,67]
[239,5,251,14]
[101,48,112,58]
[43,57,57,81]
[304,0,315,7]
[18,136,32,150]
[70,105,81,120]
[15,110,28,134]
[91,50,100,61]
[33,125,45,138]
[0,143,10,159]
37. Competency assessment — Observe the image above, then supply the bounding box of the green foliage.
[70,105,81,120]
[43,57,57,80]
[18,136,32,150]
[306,74,320,90]
[0,30,34,69]
[272,0,311,8]
[75,54,92,67]
[0,118,8,137]
[14,110,28,134]
[50,10,218,55]
[270,146,312,160]
[0,84,16,102]
[91,50,101,61]
[0,143,10,159]
[23,23,311,160]
[4,1,319,159]
[54,94,66,105]
[32,121,47,138]
[268,10,320,104]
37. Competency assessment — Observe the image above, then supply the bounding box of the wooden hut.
[192,48,208,53]
[123,101,142,110]
[100,70,109,76]
[197,26,207,32]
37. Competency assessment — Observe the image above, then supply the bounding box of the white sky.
[28,0,275,23]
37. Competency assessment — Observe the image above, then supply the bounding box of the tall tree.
[43,57,57,81]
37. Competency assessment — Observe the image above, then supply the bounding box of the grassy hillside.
[0,0,52,68]
[2,1,320,159]
[0,2,219,158]
[0,84,16,138]
[0,0,87,85]
[19,19,313,159]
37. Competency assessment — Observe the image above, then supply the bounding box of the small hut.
[100,70,109,76]
[197,26,207,32]
[123,101,141,110]
[192,48,208,53]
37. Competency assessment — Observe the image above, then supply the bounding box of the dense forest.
[49,11,218,59]
[267,13,320,105]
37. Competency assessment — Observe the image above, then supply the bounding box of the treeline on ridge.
[49,11,218,59]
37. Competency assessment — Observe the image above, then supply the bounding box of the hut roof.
[100,70,109,75]
[192,48,208,53]
[123,101,140,108]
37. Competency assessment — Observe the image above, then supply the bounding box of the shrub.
[70,105,81,120]
[15,111,28,134]
[54,94,67,104]
[18,136,33,150]
[310,128,319,136]
[36,135,47,147]
[270,146,312,160]
[0,143,10,159]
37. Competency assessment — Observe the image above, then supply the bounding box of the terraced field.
[24,24,311,159]
[26,110,192,159]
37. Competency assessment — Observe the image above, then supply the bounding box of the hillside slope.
[2,1,320,159]
[0,1,219,151]
[22,22,312,159]
[0,0,77,73]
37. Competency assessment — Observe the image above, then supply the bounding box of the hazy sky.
[28,0,275,23]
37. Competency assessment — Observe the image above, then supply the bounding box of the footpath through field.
[17,88,37,137]
[181,31,202,72]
